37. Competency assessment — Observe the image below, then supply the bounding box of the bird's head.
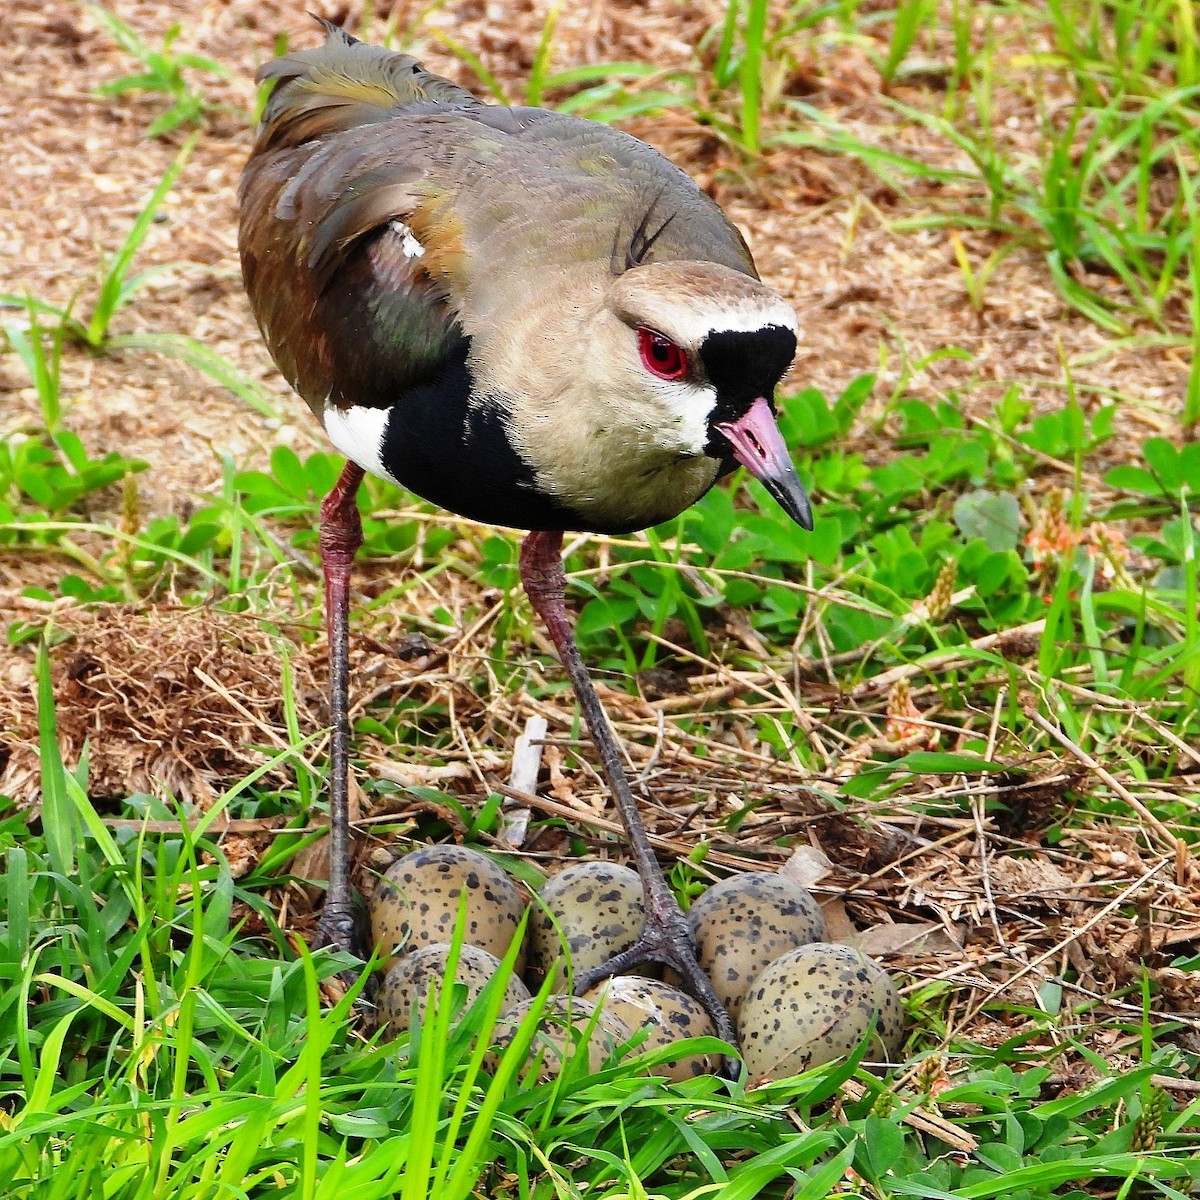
[601,261,813,530]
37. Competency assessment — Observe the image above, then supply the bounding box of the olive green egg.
[526,861,644,988]
[489,995,633,1082]
[377,942,531,1035]
[738,943,904,1081]
[370,845,526,971]
[583,976,719,1081]
[686,872,827,1025]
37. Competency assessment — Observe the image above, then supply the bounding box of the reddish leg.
[519,530,738,1049]
[313,461,365,954]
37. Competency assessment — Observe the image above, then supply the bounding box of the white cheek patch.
[657,381,717,456]
[322,403,401,484]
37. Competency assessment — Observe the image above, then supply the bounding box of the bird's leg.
[519,530,738,1047]
[313,460,366,955]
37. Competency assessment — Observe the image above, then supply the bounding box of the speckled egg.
[583,977,719,1081]
[686,872,827,1025]
[526,862,644,988]
[489,995,633,1082]
[377,942,532,1035]
[370,845,527,971]
[738,943,904,1081]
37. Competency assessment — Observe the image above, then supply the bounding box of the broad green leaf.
[953,490,1021,551]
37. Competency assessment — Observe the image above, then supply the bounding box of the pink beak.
[715,397,813,530]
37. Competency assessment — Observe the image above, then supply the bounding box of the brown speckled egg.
[526,862,644,988]
[583,977,719,1082]
[686,872,827,1025]
[377,942,531,1036]
[370,845,526,971]
[489,995,633,1082]
[738,944,904,1081]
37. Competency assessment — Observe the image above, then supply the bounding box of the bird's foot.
[574,904,740,1059]
[311,901,363,960]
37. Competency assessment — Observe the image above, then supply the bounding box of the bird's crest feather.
[254,20,479,152]
[612,188,677,275]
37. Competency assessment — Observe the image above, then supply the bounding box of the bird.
[238,22,812,1047]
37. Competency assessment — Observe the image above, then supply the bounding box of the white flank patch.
[388,218,426,259]
[322,404,400,484]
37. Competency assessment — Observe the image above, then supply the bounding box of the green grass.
[767,0,1200,343]
[2,0,1200,1195]
[85,4,233,138]
[4,740,1198,1199]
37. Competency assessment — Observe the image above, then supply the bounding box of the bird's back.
[252,25,485,147]
[239,27,755,413]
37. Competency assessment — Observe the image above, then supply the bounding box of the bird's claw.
[573,915,741,1078]
[312,903,361,959]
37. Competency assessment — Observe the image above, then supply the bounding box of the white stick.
[501,715,548,847]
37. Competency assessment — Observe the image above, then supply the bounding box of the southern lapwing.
[238,23,812,1046]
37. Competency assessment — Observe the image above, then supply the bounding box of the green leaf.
[893,750,1020,774]
[1142,437,1181,491]
[722,1131,841,1200]
[87,136,196,344]
[36,641,78,879]
[108,332,283,419]
[862,1114,907,1178]
[791,1143,860,1200]
[270,445,309,499]
[1104,464,1161,495]
[953,490,1021,551]
[1181,442,1200,489]
[974,1141,1026,1173]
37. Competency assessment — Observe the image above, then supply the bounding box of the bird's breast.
[526,441,723,534]
[323,344,720,535]
[318,343,583,532]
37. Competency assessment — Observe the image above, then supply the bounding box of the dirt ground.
[5,0,1186,516]
[3,0,1198,1073]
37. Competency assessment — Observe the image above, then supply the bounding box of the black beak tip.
[767,475,814,532]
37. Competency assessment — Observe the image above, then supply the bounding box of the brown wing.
[238,27,476,415]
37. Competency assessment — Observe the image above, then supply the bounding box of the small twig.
[804,585,980,674]
[651,682,747,713]
[103,815,286,834]
[193,666,291,748]
[834,825,973,902]
[838,1079,978,1152]
[1151,1074,1200,1093]
[1027,710,1181,853]
[494,782,774,871]
[1141,711,1200,771]
[974,688,1006,947]
[259,523,319,576]
[374,760,500,787]
[636,707,667,788]
[509,714,548,794]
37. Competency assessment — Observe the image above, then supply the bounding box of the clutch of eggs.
[370,848,904,1080]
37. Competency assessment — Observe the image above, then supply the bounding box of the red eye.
[637,327,688,381]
